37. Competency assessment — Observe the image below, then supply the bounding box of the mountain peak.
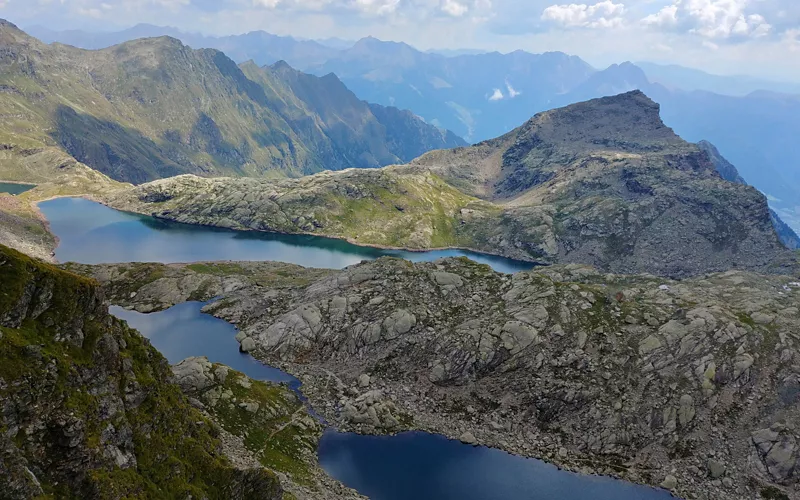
[518,90,677,154]
[0,18,19,30]
[270,59,294,71]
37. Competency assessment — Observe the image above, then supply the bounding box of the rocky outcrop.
[171,357,363,500]
[0,244,289,499]
[104,91,797,278]
[87,256,800,500]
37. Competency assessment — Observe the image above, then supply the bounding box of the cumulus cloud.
[541,1,625,28]
[488,80,521,101]
[642,0,772,39]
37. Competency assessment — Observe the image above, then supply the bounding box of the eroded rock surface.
[85,256,800,500]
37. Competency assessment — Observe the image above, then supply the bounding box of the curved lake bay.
[39,197,532,273]
[46,196,675,500]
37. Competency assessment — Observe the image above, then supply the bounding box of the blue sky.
[5,0,800,81]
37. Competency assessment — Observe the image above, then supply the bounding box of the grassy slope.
[0,20,464,185]
[0,244,289,499]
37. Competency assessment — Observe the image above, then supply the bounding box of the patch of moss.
[761,486,790,500]
[736,312,756,328]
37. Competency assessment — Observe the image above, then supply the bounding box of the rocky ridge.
[78,255,800,500]
[103,91,797,278]
[0,19,464,184]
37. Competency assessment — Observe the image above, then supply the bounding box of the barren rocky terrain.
[75,256,800,500]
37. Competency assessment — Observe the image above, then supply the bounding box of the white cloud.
[77,7,104,17]
[505,80,521,97]
[488,88,504,101]
[487,81,520,101]
[353,0,400,15]
[541,1,625,29]
[642,4,678,27]
[642,0,772,39]
[441,0,468,17]
[251,0,400,15]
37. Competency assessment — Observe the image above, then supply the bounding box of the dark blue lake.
[111,302,674,500]
[0,182,35,195]
[39,197,532,273]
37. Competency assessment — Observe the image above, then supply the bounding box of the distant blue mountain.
[636,61,800,97]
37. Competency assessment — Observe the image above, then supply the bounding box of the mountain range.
[25,23,800,234]
[105,91,796,278]
[0,20,463,184]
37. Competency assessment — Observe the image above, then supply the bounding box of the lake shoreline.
[39,196,536,273]
[89,195,545,270]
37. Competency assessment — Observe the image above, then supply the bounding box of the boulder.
[678,395,695,427]
[460,431,478,445]
[240,337,256,353]
[172,357,214,392]
[433,271,464,287]
[707,458,725,479]
[382,309,417,340]
[660,475,678,490]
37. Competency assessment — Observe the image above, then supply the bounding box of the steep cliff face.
[698,139,800,251]
[0,244,285,499]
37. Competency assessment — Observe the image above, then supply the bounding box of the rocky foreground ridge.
[77,256,800,500]
[0,244,360,500]
[105,91,797,278]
